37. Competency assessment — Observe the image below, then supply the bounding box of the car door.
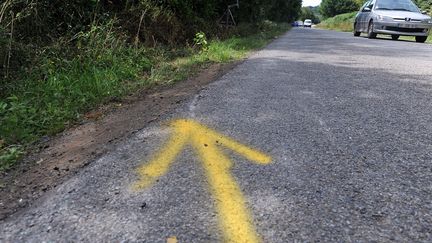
[357,1,371,31]
[363,0,376,30]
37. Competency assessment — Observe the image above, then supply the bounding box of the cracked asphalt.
[1,28,432,242]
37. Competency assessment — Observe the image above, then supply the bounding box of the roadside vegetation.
[320,0,361,19]
[300,6,321,24]
[0,0,299,171]
[318,12,357,32]
[415,0,432,13]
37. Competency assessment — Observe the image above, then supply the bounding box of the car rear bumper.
[374,21,431,36]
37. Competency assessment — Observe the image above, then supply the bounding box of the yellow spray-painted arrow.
[134,119,271,243]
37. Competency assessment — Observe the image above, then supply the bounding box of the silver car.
[353,0,432,43]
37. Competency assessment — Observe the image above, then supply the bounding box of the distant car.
[292,21,302,27]
[296,21,304,27]
[353,0,432,43]
[304,19,313,28]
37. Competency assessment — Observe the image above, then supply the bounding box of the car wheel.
[367,21,377,39]
[416,36,427,43]
[391,35,399,40]
[353,23,361,36]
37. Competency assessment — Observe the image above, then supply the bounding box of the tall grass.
[318,12,357,32]
[1,22,151,143]
[0,22,290,171]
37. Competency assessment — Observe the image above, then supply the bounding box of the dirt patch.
[0,61,241,220]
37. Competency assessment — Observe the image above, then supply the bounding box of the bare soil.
[0,61,241,220]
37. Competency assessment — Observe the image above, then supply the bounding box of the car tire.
[367,21,377,39]
[416,36,427,43]
[353,22,361,36]
[391,35,399,40]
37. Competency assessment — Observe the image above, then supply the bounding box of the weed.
[318,12,357,32]
[0,146,23,171]
[194,32,209,52]
[0,22,289,171]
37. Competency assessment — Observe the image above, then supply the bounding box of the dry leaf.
[84,111,103,120]
[166,236,177,243]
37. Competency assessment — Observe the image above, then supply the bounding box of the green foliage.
[414,0,432,13]
[320,0,360,18]
[301,7,320,23]
[3,0,96,42]
[1,20,151,145]
[0,21,289,171]
[194,32,209,52]
[0,25,8,80]
[266,0,302,22]
[1,0,300,172]
[0,0,302,77]
[318,12,357,31]
[354,0,367,6]
[0,145,23,171]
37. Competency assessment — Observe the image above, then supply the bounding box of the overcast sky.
[302,0,321,6]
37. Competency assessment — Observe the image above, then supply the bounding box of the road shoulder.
[0,61,242,220]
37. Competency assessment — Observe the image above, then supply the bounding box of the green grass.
[0,22,290,171]
[318,12,357,32]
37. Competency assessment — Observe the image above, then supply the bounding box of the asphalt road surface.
[2,28,432,242]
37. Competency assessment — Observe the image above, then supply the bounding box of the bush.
[194,32,209,52]
[0,20,152,147]
[320,0,360,18]
[0,0,297,170]
[318,12,357,32]
[0,25,8,79]
[0,145,23,171]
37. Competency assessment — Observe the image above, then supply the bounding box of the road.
[2,28,432,242]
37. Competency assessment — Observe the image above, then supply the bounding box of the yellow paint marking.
[134,119,271,243]
[166,236,178,243]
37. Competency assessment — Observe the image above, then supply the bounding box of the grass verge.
[317,12,357,32]
[0,22,290,171]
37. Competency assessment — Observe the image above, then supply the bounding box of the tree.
[300,7,319,23]
[232,0,302,23]
[414,0,432,13]
[354,0,366,6]
[320,0,360,18]
[266,0,302,22]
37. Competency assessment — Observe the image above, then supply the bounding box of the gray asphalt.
[2,28,432,242]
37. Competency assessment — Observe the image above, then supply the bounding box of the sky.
[302,0,321,6]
